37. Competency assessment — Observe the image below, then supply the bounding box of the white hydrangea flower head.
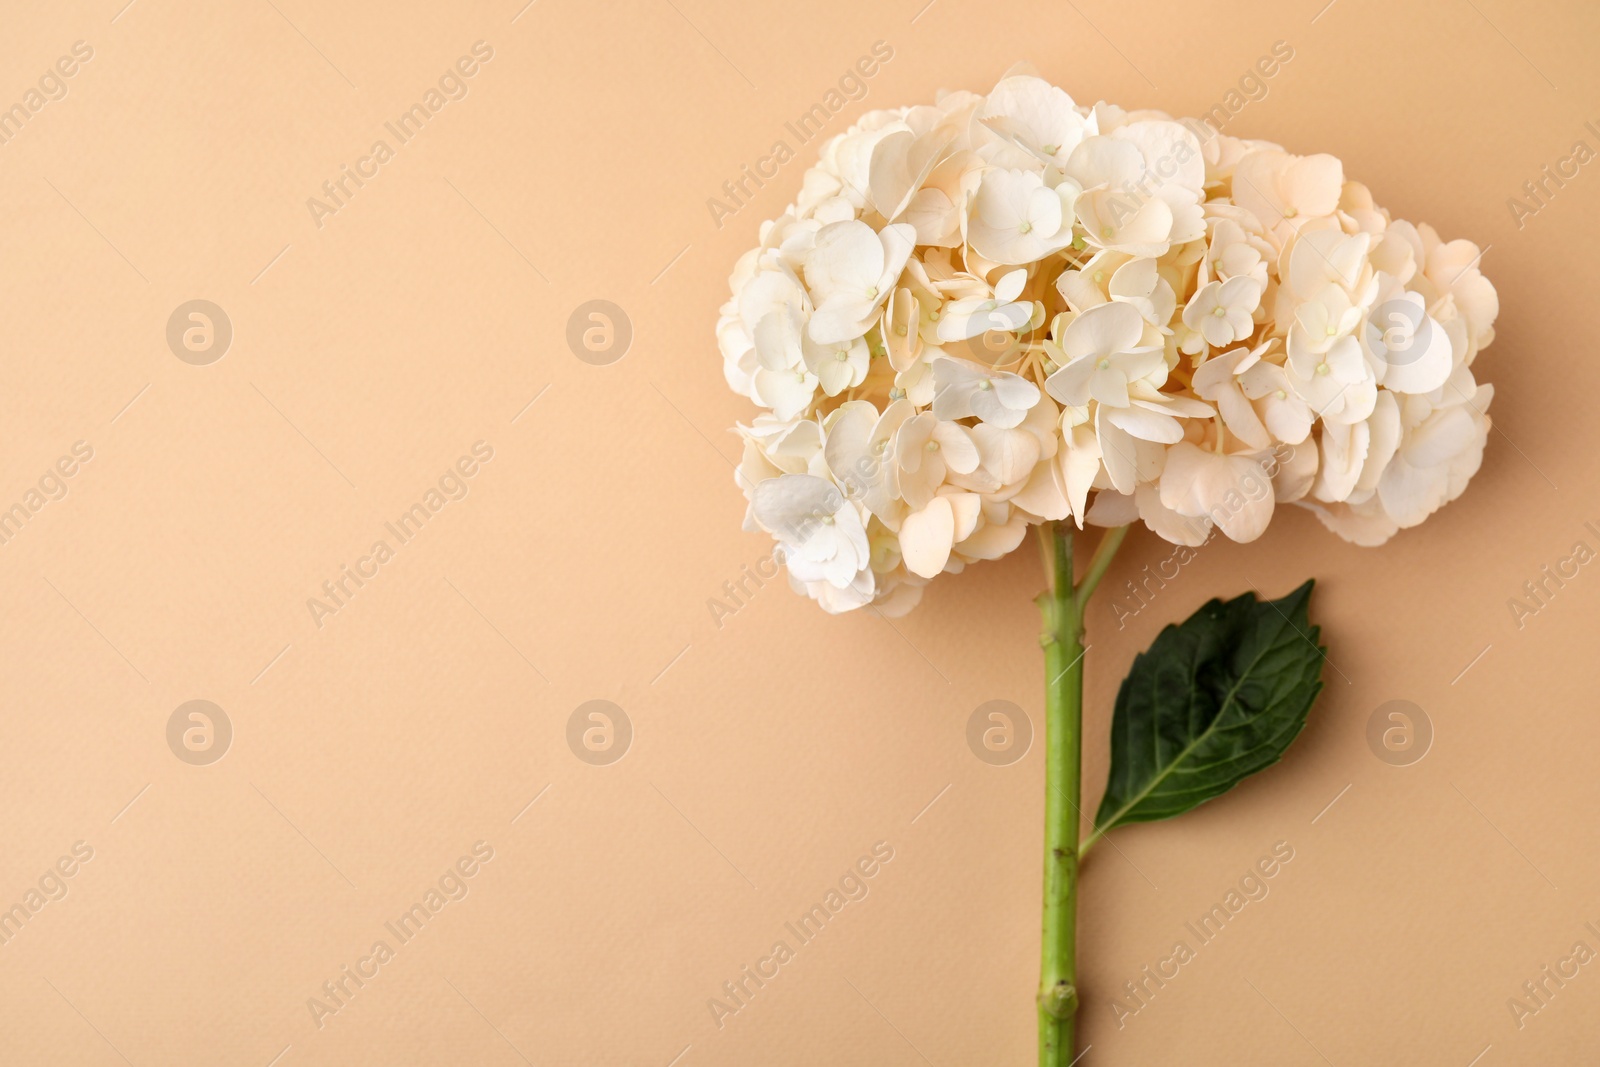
[718,74,1498,615]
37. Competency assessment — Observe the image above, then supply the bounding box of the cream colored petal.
[900,497,956,578]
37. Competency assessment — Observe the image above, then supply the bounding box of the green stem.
[1036,522,1129,1067]
[1077,523,1129,606]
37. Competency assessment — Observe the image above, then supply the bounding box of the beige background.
[0,0,1595,1064]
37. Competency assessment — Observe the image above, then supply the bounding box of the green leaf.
[1092,579,1325,838]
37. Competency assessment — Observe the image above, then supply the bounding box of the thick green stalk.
[1035,523,1128,1066]
[1036,522,1081,1065]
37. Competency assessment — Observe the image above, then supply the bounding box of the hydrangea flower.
[718,74,1497,616]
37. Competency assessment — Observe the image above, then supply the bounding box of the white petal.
[1103,404,1183,444]
[971,424,1042,484]
[1061,424,1102,525]
[995,268,1029,303]
[1012,457,1070,520]
[1137,482,1211,546]
[1062,301,1144,361]
[934,422,981,473]
[1097,408,1139,493]
[805,220,882,299]
[750,474,841,539]
[900,497,956,578]
[945,491,983,541]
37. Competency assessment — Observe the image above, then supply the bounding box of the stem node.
[1038,981,1079,1019]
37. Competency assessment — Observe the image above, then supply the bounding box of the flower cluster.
[718,75,1498,614]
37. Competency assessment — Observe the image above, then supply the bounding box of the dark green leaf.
[1092,579,1325,836]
